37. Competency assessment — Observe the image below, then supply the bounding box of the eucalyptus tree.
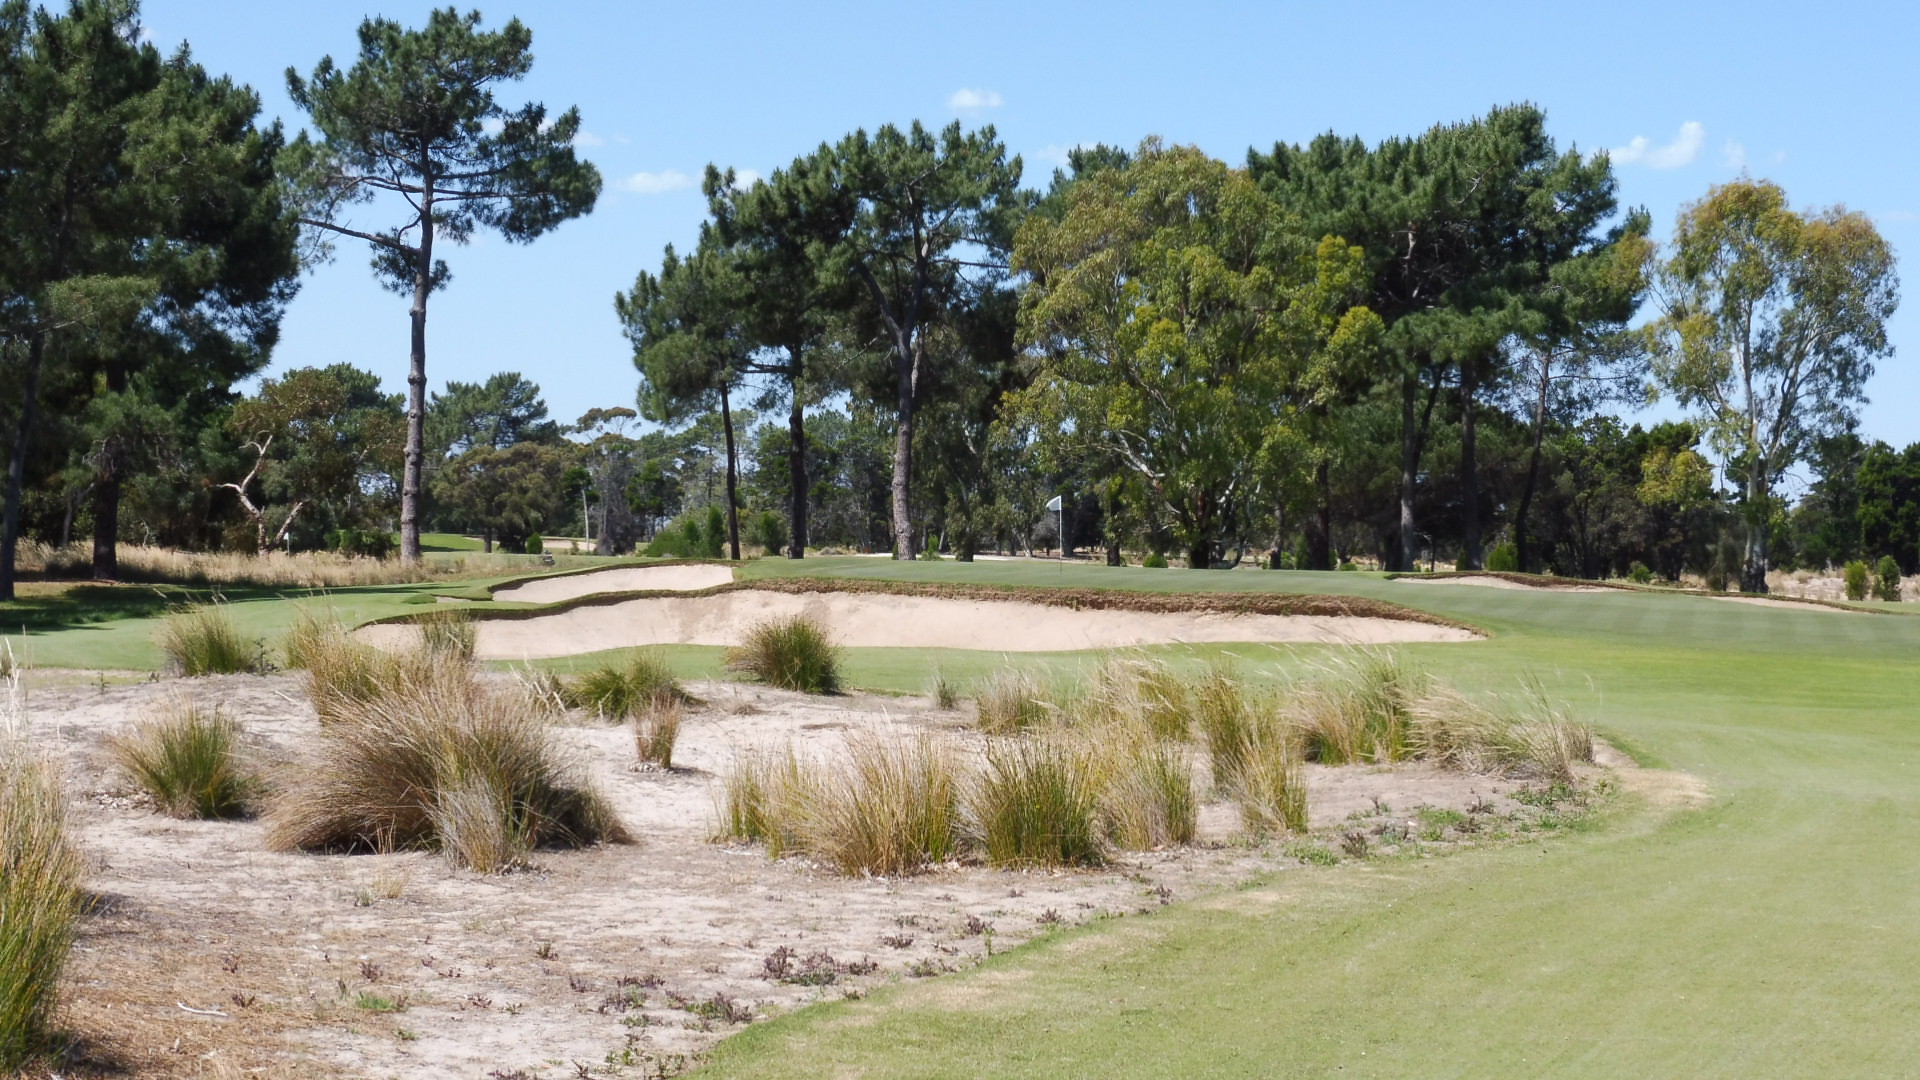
[828,121,1026,560]
[1648,178,1898,593]
[1012,141,1381,570]
[285,9,600,561]
[616,237,752,559]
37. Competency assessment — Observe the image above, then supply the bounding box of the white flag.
[1045,495,1063,512]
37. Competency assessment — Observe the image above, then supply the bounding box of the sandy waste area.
[366,589,1479,660]
[3,667,1657,1079]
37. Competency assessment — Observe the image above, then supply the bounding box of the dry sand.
[362,589,1478,660]
[1711,594,1857,614]
[22,671,1632,1079]
[1394,574,1613,593]
[491,563,736,604]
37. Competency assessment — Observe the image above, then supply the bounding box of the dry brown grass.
[1409,681,1594,782]
[1289,652,1426,765]
[17,541,468,588]
[1096,734,1198,849]
[267,647,628,871]
[634,699,684,769]
[1,734,84,1071]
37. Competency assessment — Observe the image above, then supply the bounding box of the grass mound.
[0,741,84,1071]
[726,615,841,694]
[156,604,260,675]
[568,650,689,719]
[269,648,628,871]
[109,701,258,819]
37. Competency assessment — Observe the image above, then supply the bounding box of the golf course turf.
[6,557,1917,1076]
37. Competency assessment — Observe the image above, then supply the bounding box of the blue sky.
[142,0,1919,456]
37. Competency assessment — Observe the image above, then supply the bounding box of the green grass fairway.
[676,560,1920,1077]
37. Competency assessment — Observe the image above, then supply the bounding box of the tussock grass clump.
[726,615,842,694]
[797,732,962,875]
[297,620,406,725]
[270,649,627,871]
[1076,656,1192,741]
[717,745,816,859]
[634,700,683,770]
[1097,736,1197,849]
[1291,652,1425,765]
[0,742,84,1071]
[970,736,1106,868]
[1193,663,1260,791]
[567,650,689,720]
[416,608,477,660]
[511,665,571,718]
[109,701,258,819]
[1410,680,1593,782]
[1229,721,1308,835]
[929,666,960,710]
[974,670,1052,734]
[281,607,334,670]
[157,604,260,676]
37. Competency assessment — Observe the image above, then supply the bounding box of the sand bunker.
[364,589,1477,659]
[1712,595,1856,614]
[490,562,735,603]
[1395,574,1613,593]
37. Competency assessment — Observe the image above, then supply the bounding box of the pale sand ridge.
[491,562,735,603]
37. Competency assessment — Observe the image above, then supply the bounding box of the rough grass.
[18,540,460,588]
[634,699,683,770]
[726,615,842,694]
[567,650,690,719]
[1410,680,1594,782]
[1097,735,1198,849]
[974,669,1055,734]
[796,732,962,875]
[0,740,84,1071]
[1228,720,1308,835]
[717,745,815,859]
[970,735,1107,868]
[268,648,628,871]
[109,701,257,819]
[416,607,477,660]
[1291,651,1425,765]
[296,618,399,726]
[156,604,260,676]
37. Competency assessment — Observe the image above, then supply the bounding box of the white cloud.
[1037,142,1095,168]
[948,87,1004,111]
[620,170,696,195]
[729,168,765,190]
[1608,121,1706,169]
[1880,210,1920,224]
[1771,149,1789,164]
[1722,138,1747,170]
[571,130,606,148]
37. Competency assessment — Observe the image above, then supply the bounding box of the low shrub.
[269,651,627,871]
[1485,542,1520,573]
[634,700,683,770]
[645,510,724,559]
[156,604,260,676]
[0,742,84,1071]
[1627,561,1654,585]
[748,510,788,556]
[1097,736,1197,849]
[726,615,841,694]
[568,651,689,719]
[1874,556,1903,602]
[969,736,1105,868]
[1844,559,1870,601]
[523,534,543,556]
[1141,552,1168,569]
[973,669,1051,734]
[109,702,258,819]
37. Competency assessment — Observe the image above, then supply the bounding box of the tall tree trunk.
[0,335,47,602]
[1397,367,1419,571]
[890,348,916,561]
[1515,357,1552,573]
[91,472,120,579]
[400,192,435,563]
[786,358,807,559]
[1743,467,1770,594]
[720,380,741,561]
[1459,356,1482,570]
[1311,455,1333,570]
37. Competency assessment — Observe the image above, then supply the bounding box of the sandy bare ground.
[11,670,1641,1079]
[1710,595,1858,614]
[1394,575,1613,593]
[361,590,1478,660]
[492,564,737,605]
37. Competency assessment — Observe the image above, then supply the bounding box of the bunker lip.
[489,562,736,604]
[1387,570,1632,592]
[360,583,1481,660]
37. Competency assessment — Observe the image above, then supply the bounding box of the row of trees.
[618,111,1897,591]
[2,3,1903,596]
